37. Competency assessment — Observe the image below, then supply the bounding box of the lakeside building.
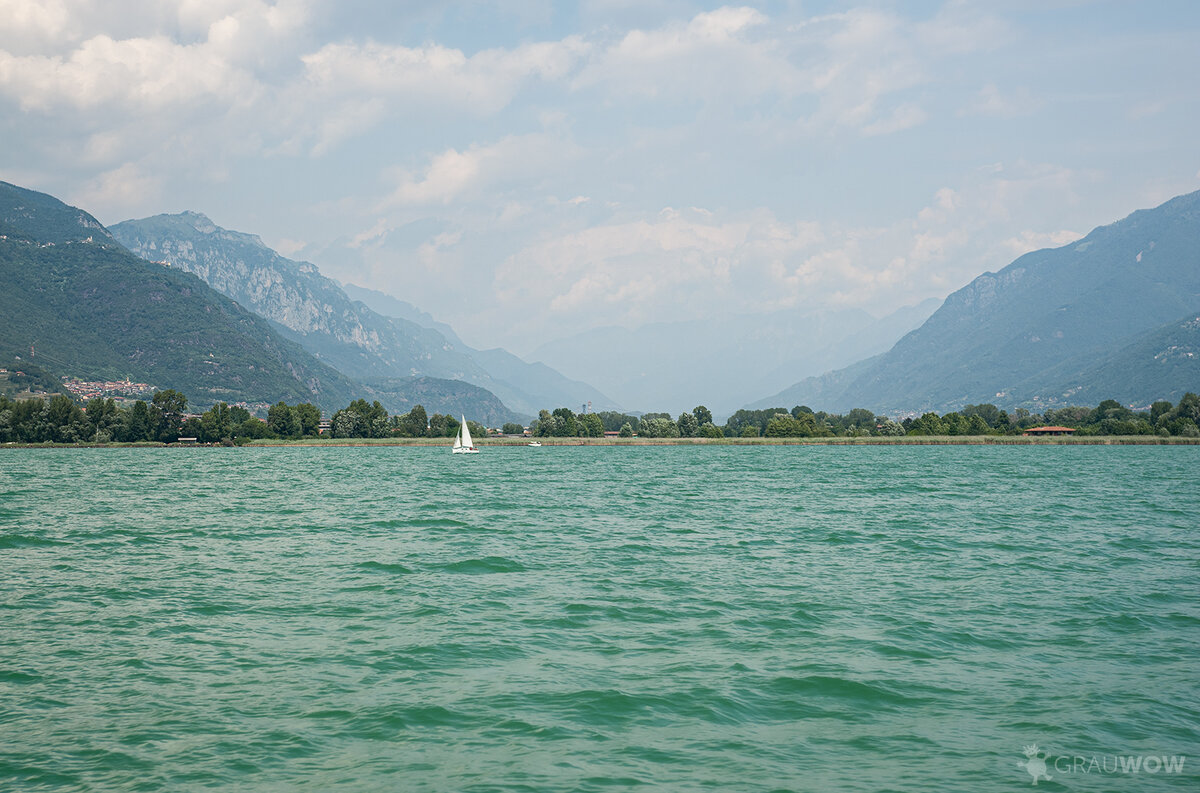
[1023,426,1077,436]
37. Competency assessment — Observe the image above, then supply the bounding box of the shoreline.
[5,435,1200,449]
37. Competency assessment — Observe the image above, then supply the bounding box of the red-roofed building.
[1023,426,1077,436]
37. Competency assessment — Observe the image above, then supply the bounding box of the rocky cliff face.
[117,212,385,349]
[110,212,616,417]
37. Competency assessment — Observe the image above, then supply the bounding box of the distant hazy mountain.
[360,376,525,426]
[0,182,357,409]
[342,282,619,413]
[529,300,939,416]
[754,190,1200,413]
[341,282,465,346]
[110,214,613,417]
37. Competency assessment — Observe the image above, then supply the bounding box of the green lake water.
[2,446,1198,791]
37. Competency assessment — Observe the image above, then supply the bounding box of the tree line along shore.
[2,390,1199,446]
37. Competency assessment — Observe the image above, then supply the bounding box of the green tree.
[235,417,272,439]
[294,403,322,436]
[125,400,155,442]
[1174,392,1200,423]
[331,399,389,438]
[534,415,561,437]
[331,409,361,438]
[180,416,203,440]
[618,422,633,437]
[677,412,699,437]
[698,421,723,439]
[765,413,802,437]
[943,412,967,436]
[552,407,578,436]
[639,417,679,438]
[692,405,713,427]
[406,404,429,437]
[579,413,604,437]
[597,411,640,433]
[85,397,122,442]
[428,413,457,437]
[200,402,233,442]
[876,418,905,436]
[151,389,188,442]
[502,422,525,435]
[724,408,784,438]
[962,403,1002,428]
[1042,406,1084,426]
[267,401,300,438]
[1088,399,1130,426]
[1168,417,1200,437]
[0,400,13,443]
[908,412,947,436]
[45,394,87,443]
[844,408,876,432]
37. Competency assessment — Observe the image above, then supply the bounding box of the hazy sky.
[2,0,1198,353]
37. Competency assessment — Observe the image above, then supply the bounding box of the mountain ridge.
[110,213,614,417]
[753,190,1200,413]
[0,182,359,409]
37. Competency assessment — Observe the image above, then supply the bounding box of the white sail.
[451,415,479,453]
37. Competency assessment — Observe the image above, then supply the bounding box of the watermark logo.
[1017,743,1187,785]
[1017,744,1052,785]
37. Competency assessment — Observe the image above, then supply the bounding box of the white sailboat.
[451,415,479,454]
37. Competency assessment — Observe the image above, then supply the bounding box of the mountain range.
[109,213,614,418]
[752,190,1200,413]
[6,177,1197,420]
[340,281,621,415]
[1,182,357,409]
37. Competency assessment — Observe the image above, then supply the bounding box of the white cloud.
[0,0,72,52]
[492,208,826,324]
[384,133,580,207]
[861,102,927,136]
[0,34,258,112]
[417,230,463,267]
[914,2,1010,56]
[454,163,1096,342]
[577,5,801,109]
[301,35,589,115]
[963,83,1039,118]
[69,162,162,216]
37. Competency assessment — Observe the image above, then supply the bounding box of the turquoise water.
[2,446,1198,791]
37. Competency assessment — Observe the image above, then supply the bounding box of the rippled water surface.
[2,446,1198,791]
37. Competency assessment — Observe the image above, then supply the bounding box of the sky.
[2,0,1198,355]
